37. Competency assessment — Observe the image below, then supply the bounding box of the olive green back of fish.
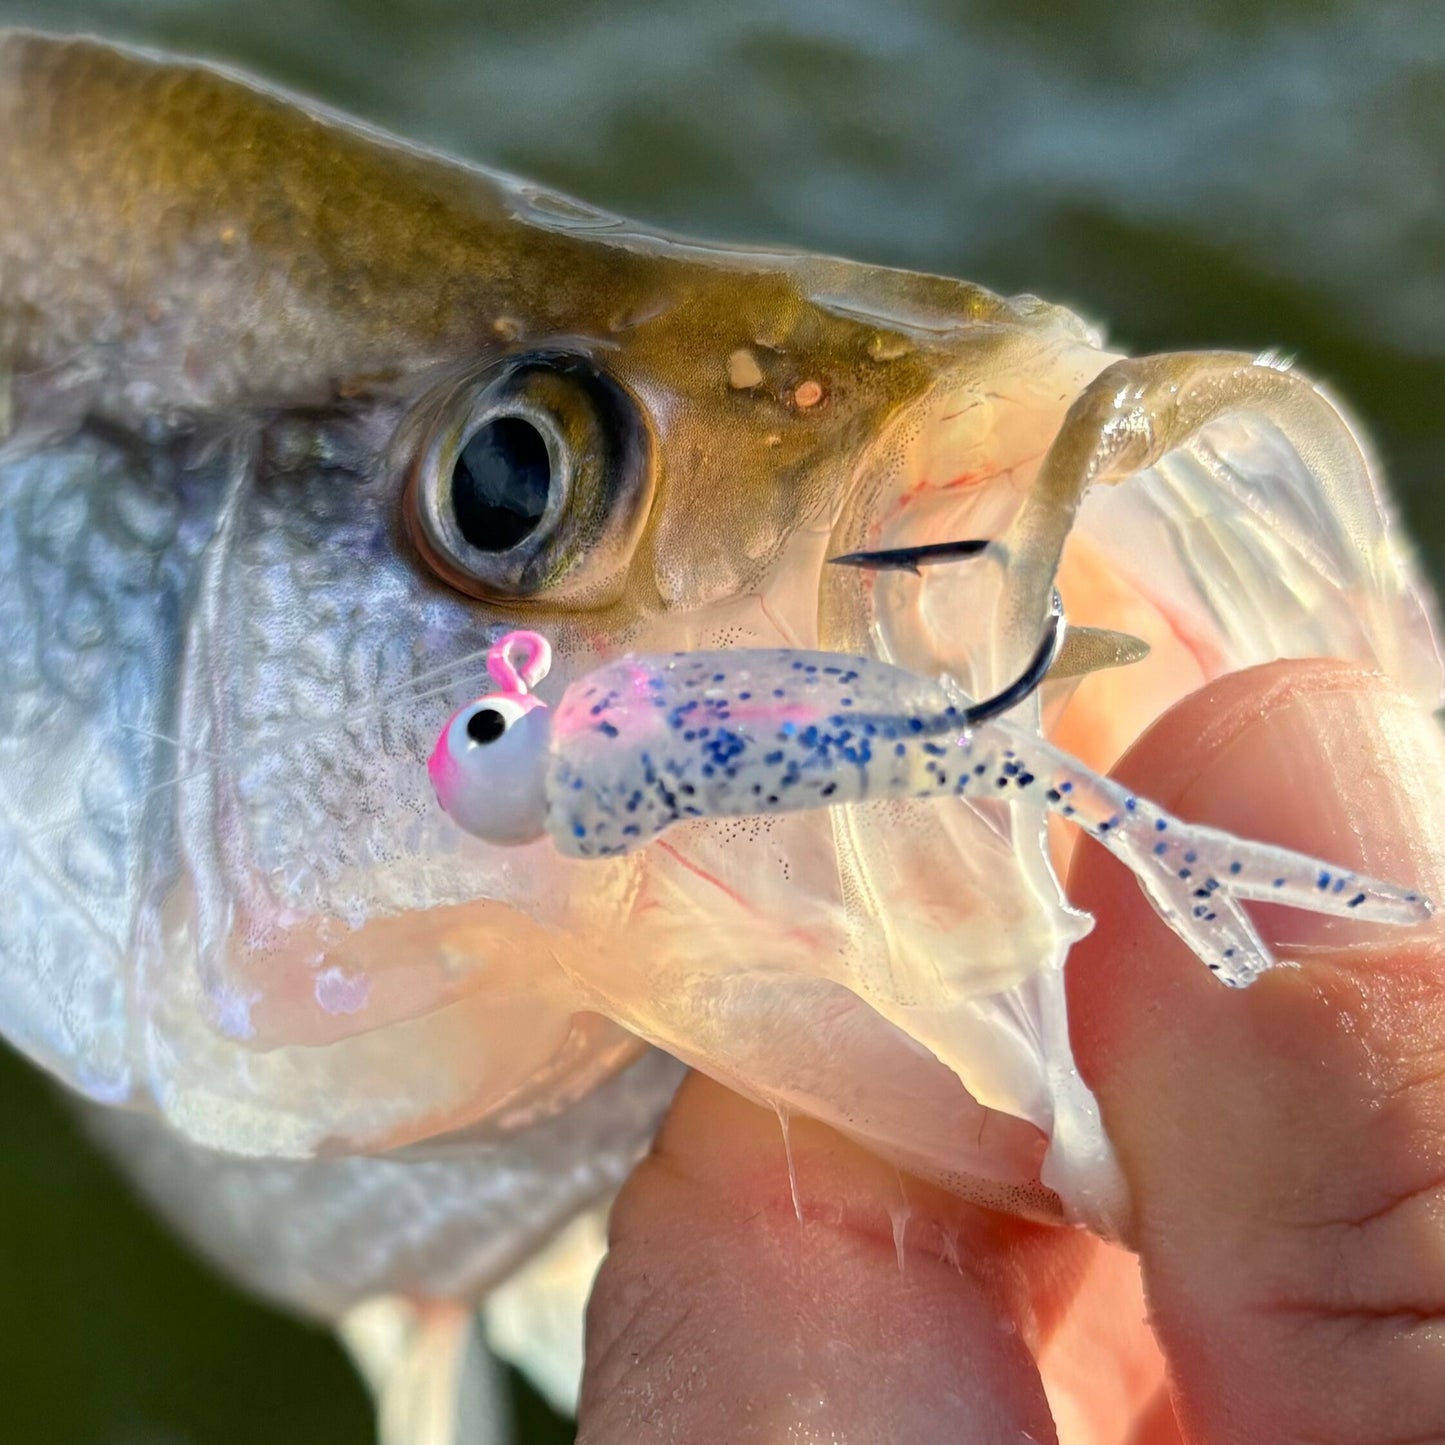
[3,31,1084,631]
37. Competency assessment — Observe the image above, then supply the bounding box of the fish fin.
[341,1297,516,1445]
[483,1206,610,1416]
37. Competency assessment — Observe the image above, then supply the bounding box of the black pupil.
[451,416,552,552]
[466,707,508,745]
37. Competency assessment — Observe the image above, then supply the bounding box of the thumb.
[1068,658,1445,1443]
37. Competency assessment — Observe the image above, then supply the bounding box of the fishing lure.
[430,579,1429,990]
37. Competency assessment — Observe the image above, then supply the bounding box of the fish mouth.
[784,339,1445,1215]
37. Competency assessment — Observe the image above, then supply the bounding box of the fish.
[0,28,1439,1437]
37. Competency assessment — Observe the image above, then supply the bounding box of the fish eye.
[407,352,653,607]
[465,706,509,744]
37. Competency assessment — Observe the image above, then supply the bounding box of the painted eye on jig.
[430,542,1431,988]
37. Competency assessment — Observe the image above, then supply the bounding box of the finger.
[1068,658,1445,1444]
[1129,1389,1187,1445]
[577,1072,1093,1445]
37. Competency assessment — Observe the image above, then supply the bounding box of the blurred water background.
[0,1,1439,1440]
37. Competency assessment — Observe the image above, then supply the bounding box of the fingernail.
[1163,665,1445,954]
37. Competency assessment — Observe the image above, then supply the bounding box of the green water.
[0,2,1439,1440]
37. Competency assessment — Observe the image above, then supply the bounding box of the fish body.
[0,28,1440,1423]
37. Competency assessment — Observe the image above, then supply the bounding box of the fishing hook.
[826,537,1063,724]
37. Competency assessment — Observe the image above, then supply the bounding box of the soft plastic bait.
[430,625,1429,989]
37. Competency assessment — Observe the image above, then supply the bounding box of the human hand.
[574,659,1445,1443]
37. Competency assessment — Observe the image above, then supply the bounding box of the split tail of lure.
[996,721,1428,986]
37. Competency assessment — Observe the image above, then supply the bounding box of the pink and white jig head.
[430,615,1430,990]
[427,629,555,844]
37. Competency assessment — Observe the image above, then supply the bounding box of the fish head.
[2,32,1439,1237]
